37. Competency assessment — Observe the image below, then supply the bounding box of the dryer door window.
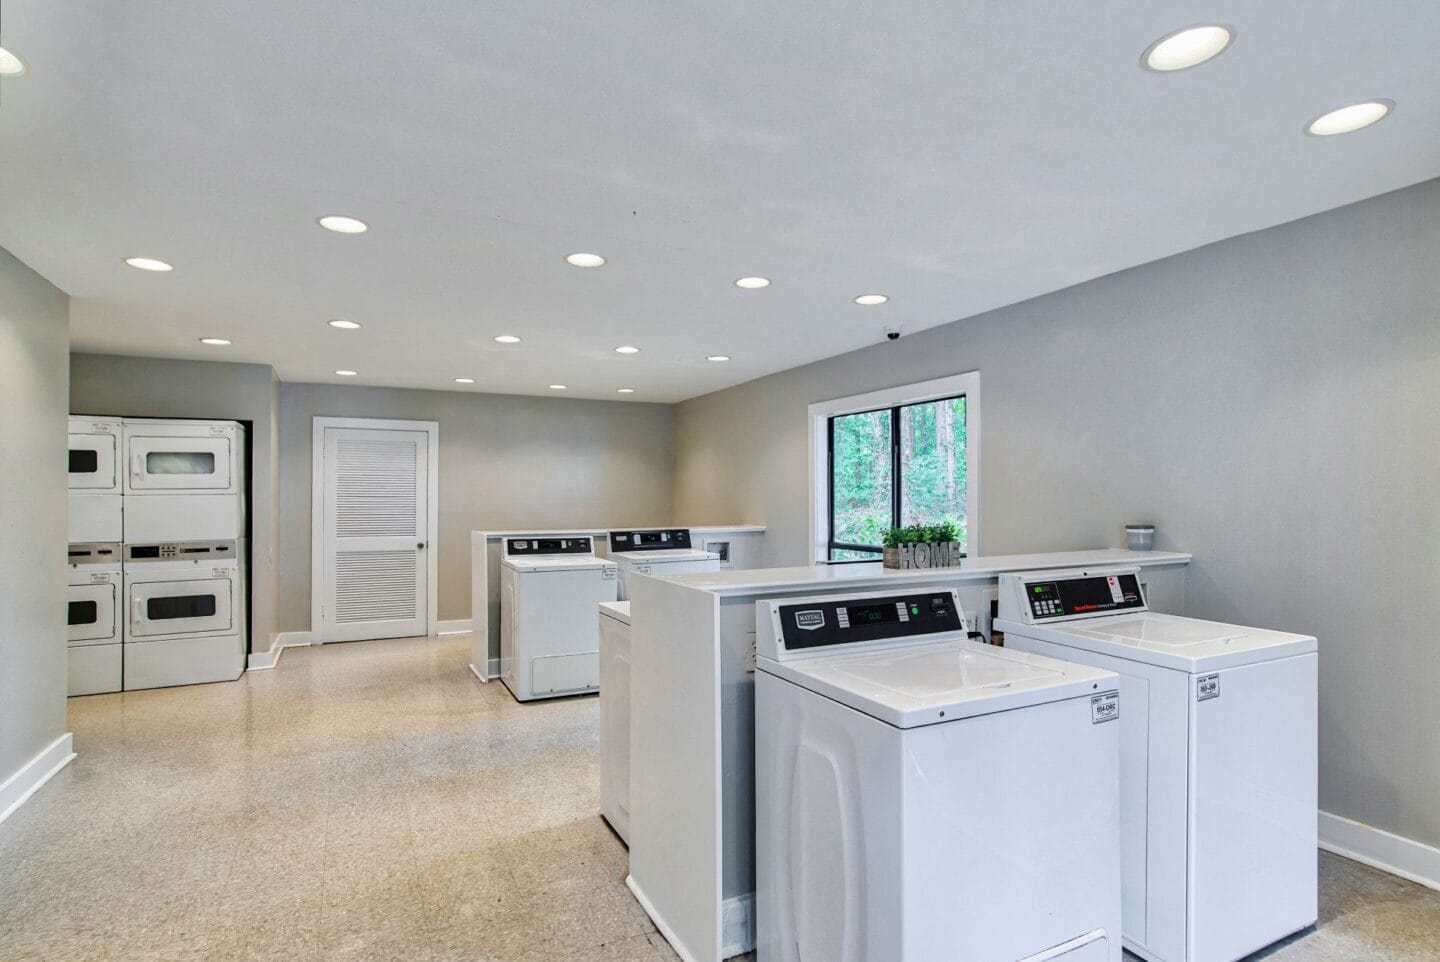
[130,578,233,637]
[127,436,233,491]
[69,433,118,490]
[68,582,118,644]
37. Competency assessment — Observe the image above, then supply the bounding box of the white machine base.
[124,636,245,690]
[68,644,122,696]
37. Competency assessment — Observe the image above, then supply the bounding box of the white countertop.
[477,524,766,538]
[662,548,1191,597]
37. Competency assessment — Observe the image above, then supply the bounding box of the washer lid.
[502,555,615,573]
[613,548,720,563]
[760,639,1117,729]
[999,612,1316,672]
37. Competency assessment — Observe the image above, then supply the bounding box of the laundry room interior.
[2,3,1439,961]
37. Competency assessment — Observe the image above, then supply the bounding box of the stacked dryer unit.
[66,417,125,695]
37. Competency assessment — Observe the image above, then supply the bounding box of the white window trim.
[310,416,441,642]
[808,371,981,564]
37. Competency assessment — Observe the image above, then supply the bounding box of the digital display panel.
[845,603,900,626]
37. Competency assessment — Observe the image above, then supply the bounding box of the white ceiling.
[1,1,1437,402]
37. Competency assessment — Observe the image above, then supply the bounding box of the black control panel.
[1026,573,1144,620]
[776,592,964,651]
[67,543,119,564]
[506,537,593,556]
[126,541,235,562]
[609,529,693,552]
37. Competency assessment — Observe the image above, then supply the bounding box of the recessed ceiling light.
[854,294,888,306]
[549,384,568,390]
[494,334,522,344]
[454,377,475,384]
[124,257,173,272]
[328,319,362,330]
[317,215,369,234]
[335,369,358,377]
[565,252,606,268]
[617,388,635,394]
[0,47,27,77]
[707,354,732,362]
[735,277,771,289]
[614,345,641,355]
[1143,25,1233,72]
[199,338,231,346]
[1307,101,1393,136]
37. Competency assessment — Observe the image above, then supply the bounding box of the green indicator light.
[910,605,919,615]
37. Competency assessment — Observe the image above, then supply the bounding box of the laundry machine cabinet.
[123,540,246,689]
[607,529,720,601]
[67,543,124,696]
[755,587,1124,962]
[997,567,1318,962]
[69,417,123,543]
[598,600,633,844]
[122,419,246,541]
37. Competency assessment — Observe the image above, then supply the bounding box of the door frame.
[310,416,440,643]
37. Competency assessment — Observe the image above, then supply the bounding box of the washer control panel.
[506,537,593,557]
[609,529,693,552]
[769,589,967,654]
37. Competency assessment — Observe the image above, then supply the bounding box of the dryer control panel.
[757,588,969,662]
[506,537,593,557]
[609,529,692,552]
[126,540,236,562]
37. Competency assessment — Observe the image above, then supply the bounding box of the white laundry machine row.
[67,542,125,696]
[755,587,1125,962]
[598,600,632,844]
[607,528,720,601]
[122,540,247,690]
[996,567,1318,962]
[500,535,618,702]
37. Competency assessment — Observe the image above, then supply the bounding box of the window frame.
[809,372,980,564]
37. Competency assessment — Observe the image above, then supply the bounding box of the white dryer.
[123,539,246,689]
[66,542,124,696]
[598,600,632,844]
[500,536,618,702]
[122,419,246,541]
[68,416,123,543]
[755,587,1124,962]
[996,567,1318,962]
[607,529,720,601]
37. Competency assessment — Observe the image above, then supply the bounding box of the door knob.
[417,542,426,550]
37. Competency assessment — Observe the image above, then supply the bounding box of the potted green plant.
[882,520,964,570]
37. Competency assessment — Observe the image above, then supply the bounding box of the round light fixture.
[1143,25,1233,72]
[549,384,568,390]
[494,334,522,344]
[854,294,888,306]
[199,338,232,346]
[124,257,173,272]
[454,377,475,384]
[565,252,606,268]
[0,47,27,77]
[735,277,771,289]
[617,388,636,394]
[317,215,369,234]
[1307,101,1393,136]
[707,354,732,362]
[335,369,358,377]
[614,345,641,355]
[328,319,362,330]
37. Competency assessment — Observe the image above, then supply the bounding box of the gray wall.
[672,178,1440,851]
[277,383,675,631]
[0,249,70,785]
[70,354,281,652]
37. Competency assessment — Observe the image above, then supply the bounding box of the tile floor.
[0,634,1436,961]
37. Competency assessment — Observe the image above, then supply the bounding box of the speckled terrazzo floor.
[1,634,1436,961]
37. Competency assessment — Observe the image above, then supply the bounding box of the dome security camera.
[884,324,903,341]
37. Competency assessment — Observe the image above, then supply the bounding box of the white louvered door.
[320,427,429,642]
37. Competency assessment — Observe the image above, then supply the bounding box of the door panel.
[320,427,428,642]
[129,578,233,637]
[68,582,118,644]
[128,436,233,490]
[69,431,119,491]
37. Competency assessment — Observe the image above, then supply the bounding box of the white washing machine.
[66,542,124,696]
[500,536,618,702]
[996,567,1318,962]
[755,586,1124,962]
[607,528,720,601]
[122,419,246,541]
[123,539,246,689]
[598,600,632,844]
[68,416,123,543]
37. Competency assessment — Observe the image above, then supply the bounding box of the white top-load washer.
[996,567,1318,962]
[66,542,124,696]
[500,535,618,702]
[755,586,1125,962]
[123,539,246,689]
[607,528,720,601]
[68,416,123,543]
[598,600,632,844]
[122,419,246,542]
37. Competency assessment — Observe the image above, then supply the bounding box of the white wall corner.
[1320,810,1440,893]
[437,618,473,635]
[0,733,75,825]
[721,892,756,958]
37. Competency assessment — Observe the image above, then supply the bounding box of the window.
[811,373,979,562]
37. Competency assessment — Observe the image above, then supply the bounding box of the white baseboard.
[277,631,314,647]
[721,892,755,957]
[248,631,313,669]
[1320,811,1440,893]
[437,619,473,635]
[0,732,75,825]
[467,663,490,684]
[626,875,700,962]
